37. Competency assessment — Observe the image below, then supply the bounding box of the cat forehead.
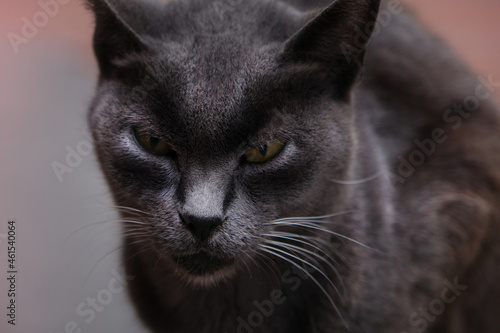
[107,46,283,152]
[160,0,302,40]
[111,0,303,111]
[111,35,328,137]
[118,35,282,120]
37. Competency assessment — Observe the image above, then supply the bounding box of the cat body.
[86,0,500,332]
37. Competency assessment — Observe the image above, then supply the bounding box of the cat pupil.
[259,145,268,156]
[149,136,159,149]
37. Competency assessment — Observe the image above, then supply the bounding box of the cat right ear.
[85,0,149,75]
[281,0,381,99]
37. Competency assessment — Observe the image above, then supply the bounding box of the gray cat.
[85,0,500,332]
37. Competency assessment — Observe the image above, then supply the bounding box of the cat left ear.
[85,0,150,75]
[281,0,381,98]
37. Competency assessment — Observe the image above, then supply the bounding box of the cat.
[85,0,500,332]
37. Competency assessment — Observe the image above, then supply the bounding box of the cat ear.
[85,0,149,74]
[281,0,381,98]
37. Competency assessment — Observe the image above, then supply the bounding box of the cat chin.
[170,251,239,286]
[178,266,239,287]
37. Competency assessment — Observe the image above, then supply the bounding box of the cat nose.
[180,213,223,243]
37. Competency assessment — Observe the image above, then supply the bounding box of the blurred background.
[0,1,499,332]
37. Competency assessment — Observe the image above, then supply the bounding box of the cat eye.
[133,128,173,156]
[244,140,285,163]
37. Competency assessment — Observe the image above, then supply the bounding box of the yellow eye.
[133,128,172,156]
[244,140,285,163]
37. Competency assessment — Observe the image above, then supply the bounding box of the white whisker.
[265,240,346,303]
[268,221,379,253]
[271,211,357,223]
[260,245,348,329]
[264,234,347,298]
[84,246,123,284]
[269,232,346,262]
[330,173,381,185]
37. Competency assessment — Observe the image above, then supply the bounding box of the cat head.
[87,0,380,284]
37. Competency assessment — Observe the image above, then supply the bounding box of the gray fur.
[86,0,500,332]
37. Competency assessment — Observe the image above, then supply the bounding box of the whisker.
[240,252,255,278]
[84,245,123,285]
[128,238,153,247]
[64,219,148,245]
[267,221,336,245]
[271,211,357,223]
[330,173,381,185]
[268,232,346,264]
[110,205,152,216]
[82,204,152,218]
[271,230,347,263]
[268,221,379,253]
[153,254,163,271]
[263,241,345,304]
[72,223,151,250]
[269,229,349,265]
[253,249,282,285]
[125,243,155,263]
[260,245,348,329]
[89,231,149,247]
[264,235,347,299]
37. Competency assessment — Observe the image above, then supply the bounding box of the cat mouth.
[172,251,235,276]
